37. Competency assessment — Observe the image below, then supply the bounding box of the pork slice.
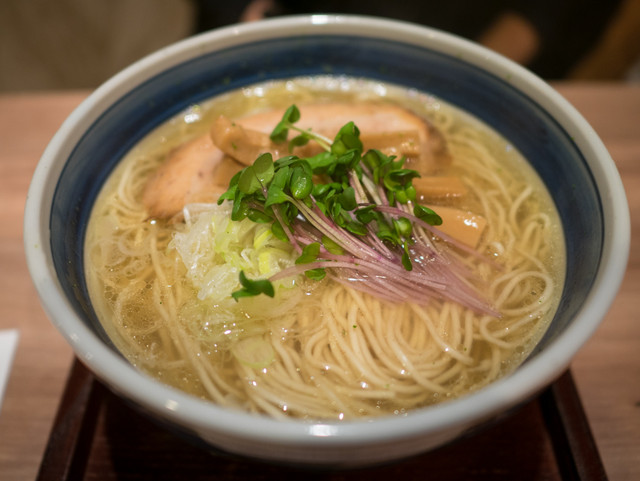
[143,102,450,219]
[210,115,293,166]
[237,102,451,172]
[142,134,243,219]
[142,108,291,219]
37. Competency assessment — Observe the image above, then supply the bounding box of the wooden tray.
[36,359,608,480]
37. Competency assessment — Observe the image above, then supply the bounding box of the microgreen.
[238,152,274,195]
[296,242,321,264]
[224,105,494,315]
[413,205,443,226]
[232,270,275,301]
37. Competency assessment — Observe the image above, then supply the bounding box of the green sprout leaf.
[232,271,275,301]
[265,166,291,208]
[270,221,288,241]
[393,217,413,238]
[344,220,368,236]
[290,165,313,199]
[295,242,321,264]
[401,242,413,271]
[217,171,241,205]
[337,186,357,211]
[332,122,362,157]
[253,152,275,184]
[414,205,443,226]
[238,153,275,195]
[354,205,377,224]
[283,104,301,123]
[270,105,301,143]
[230,189,250,221]
[321,235,344,255]
[238,167,262,195]
[307,151,337,173]
[247,209,273,223]
[288,133,310,152]
[305,268,326,280]
[384,169,420,191]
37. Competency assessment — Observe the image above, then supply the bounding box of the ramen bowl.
[24,15,629,466]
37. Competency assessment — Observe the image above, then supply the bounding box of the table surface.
[0,83,638,480]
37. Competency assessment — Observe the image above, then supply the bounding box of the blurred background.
[1,0,639,92]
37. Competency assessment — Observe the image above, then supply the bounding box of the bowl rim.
[24,14,630,448]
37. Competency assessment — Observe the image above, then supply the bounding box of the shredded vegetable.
[171,203,297,304]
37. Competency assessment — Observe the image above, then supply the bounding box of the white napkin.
[0,329,20,414]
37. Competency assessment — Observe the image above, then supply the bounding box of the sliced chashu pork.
[143,102,450,219]
[222,102,450,171]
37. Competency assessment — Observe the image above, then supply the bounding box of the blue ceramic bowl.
[24,15,629,466]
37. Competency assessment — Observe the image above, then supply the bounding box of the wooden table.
[0,84,638,480]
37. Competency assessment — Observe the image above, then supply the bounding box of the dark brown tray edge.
[36,358,608,480]
[539,370,608,480]
[36,359,106,481]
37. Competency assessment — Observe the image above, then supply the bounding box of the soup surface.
[85,77,565,420]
